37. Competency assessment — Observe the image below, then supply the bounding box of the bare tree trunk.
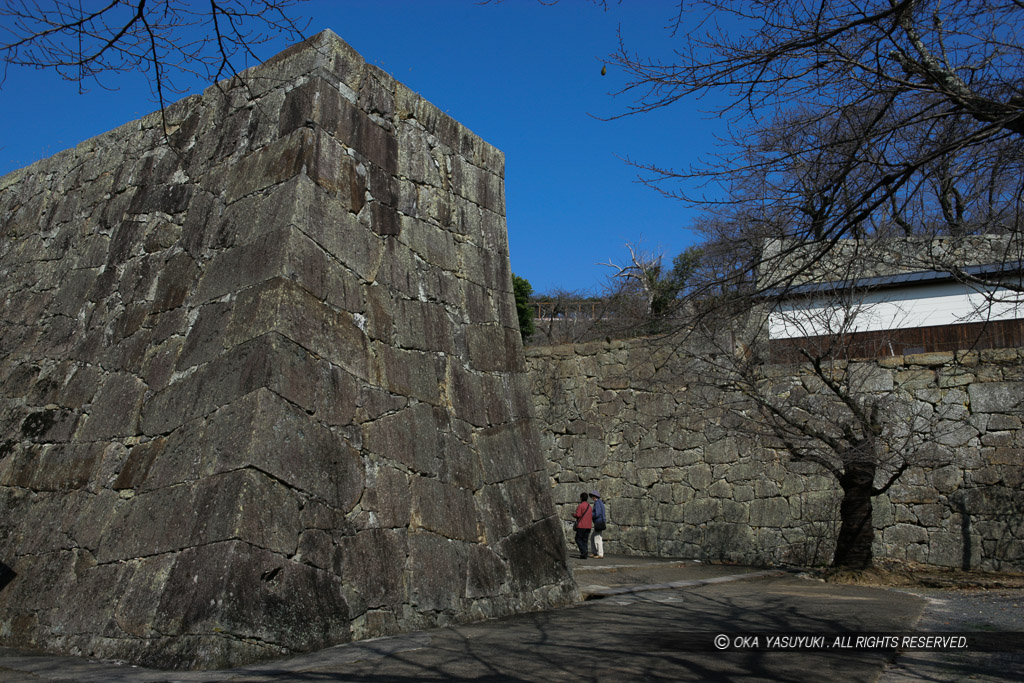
[832,458,877,569]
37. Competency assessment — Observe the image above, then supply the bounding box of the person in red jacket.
[572,492,593,560]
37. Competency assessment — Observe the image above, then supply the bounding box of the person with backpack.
[589,491,606,559]
[571,492,593,560]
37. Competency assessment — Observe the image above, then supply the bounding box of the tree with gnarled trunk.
[696,292,956,569]
[596,2,1024,570]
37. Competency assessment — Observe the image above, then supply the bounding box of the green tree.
[650,245,703,321]
[512,274,535,343]
[603,243,703,335]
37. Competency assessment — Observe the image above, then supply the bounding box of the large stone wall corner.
[0,32,575,669]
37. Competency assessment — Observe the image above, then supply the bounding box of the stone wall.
[527,340,1024,571]
[0,31,575,669]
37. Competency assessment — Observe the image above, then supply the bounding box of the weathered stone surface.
[141,334,322,434]
[96,469,302,562]
[969,381,1024,413]
[153,541,353,668]
[466,544,509,598]
[528,338,1024,571]
[362,402,442,476]
[336,529,406,610]
[411,477,482,542]
[0,31,573,669]
[408,532,467,612]
[500,516,570,592]
[78,373,147,440]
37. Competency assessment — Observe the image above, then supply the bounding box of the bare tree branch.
[0,1,310,109]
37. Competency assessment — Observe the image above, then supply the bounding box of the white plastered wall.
[769,281,1024,340]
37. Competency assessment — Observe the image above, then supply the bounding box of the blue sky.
[0,0,721,294]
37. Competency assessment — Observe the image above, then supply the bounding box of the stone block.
[935,421,978,448]
[503,471,554,532]
[175,301,233,370]
[733,484,755,502]
[374,344,442,405]
[96,468,301,563]
[282,176,385,282]
[911,502,946,528]
[969,381,1024,413]
[570,437,608,468]
[225,278,369,379]
[362,402,441,477]
[478,420,543,484]
[635,447,676,469]
[412,184,454,226]
[708,479,733,499]
[152,252,200,312]
[411,477,482,542]
[18,406,79,443]
[393,298,455,353]
[359,464,412,528]
[296,528,334,571]
[884,523,929,547]
[78,373,147,440]
[407,532,467,612]
[312,361,360,428]
[151,541,352,668]
[705,522,755,555]
[438,432,485,491]
[465,544,509,599]
[849,362,894,392]
[197,227,363,324]
[979,347,1020,363]
[895,369,935,390]
[466,324,521,373]
[720,500,749,524]
[938,369,975,388]
[749,498,792,527]
[683,497,721,525]
[222,128,317,203]
[11,443,104,493]
[336,529,406,610]
[608,497,646,526]
[397,125,444,187]
[987,413,1022,430]
[500,516,573,594]
[446,361,488,428]
[683,463,713,490]
[705,437,739,464]
[926,531,965,568]
[141,334,320,434]
[905,351,955,366]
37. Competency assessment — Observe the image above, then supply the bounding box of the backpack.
[593,500,606,531]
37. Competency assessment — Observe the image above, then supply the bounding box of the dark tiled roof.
[769,260,1024,298]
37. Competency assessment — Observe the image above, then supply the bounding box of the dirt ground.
[809,559,1024,590]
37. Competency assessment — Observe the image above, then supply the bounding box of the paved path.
[878,586,1024,682]
[3,556,1008,682]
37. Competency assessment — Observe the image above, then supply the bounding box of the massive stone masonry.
[528,340,1024,572]
[0,31,575,669]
